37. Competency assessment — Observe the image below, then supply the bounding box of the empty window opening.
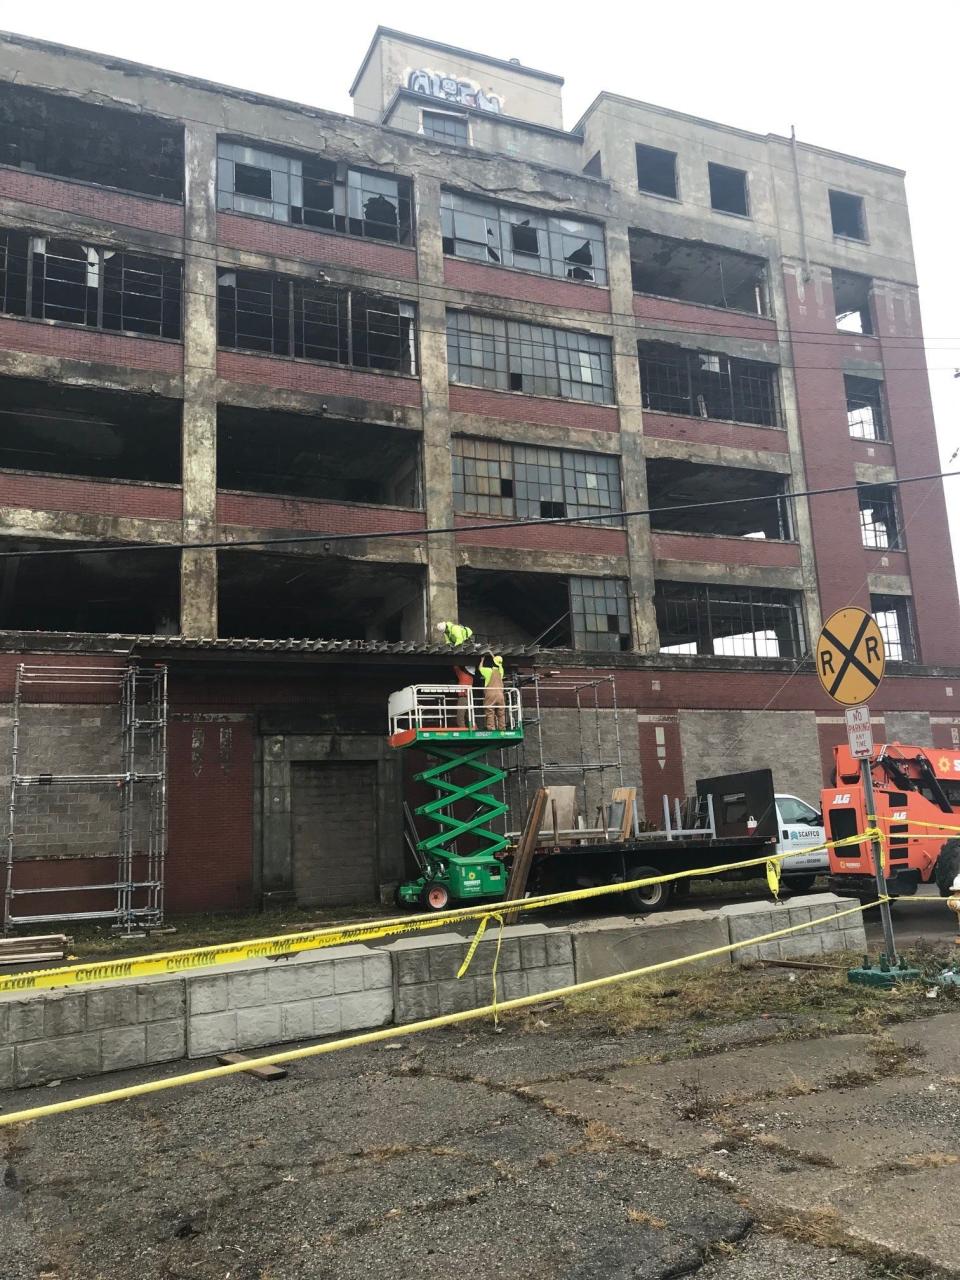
[646,459,791,539]
[830,190,866,240]
[441,190,606,284]
[583,151,602,178]
[656,581,805,659]
[0,230,182,339]
[218,140,413,244]
[0,83,184,200]
[833,270,874,335]
[217,270,417,374]
[708,163,750,217]
[218,552,425,642]
[870,593,916,662]
[638,340,780,426]
[636,143,678,199]
[459,569,630,652]
[630,229,767,314]
[0,377,180,484]
[422,110,469,146]
[845,374,886,441]
[218,407,421,507]
[453,437,621,523]
[447,311,613,403]
[858,484,901,550]
[0,539,180,635]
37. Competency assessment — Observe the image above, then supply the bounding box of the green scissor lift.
[388,684,523,911]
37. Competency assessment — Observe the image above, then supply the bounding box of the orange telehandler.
[823,742,960,898]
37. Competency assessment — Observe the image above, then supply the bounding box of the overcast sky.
[2,0,958,582]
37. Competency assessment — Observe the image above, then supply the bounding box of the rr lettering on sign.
[407,68,503,114]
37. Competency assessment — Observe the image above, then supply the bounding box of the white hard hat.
[436,622,446,632]
[953,874,960,892]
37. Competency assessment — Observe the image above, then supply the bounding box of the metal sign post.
[858,728,898,964]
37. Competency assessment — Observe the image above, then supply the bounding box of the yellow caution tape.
[765,858,782,900]
[0,898,882,1131]
[0,831,878,997]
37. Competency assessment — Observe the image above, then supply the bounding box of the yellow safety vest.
[442,622,473,645]
[479,655,504,686]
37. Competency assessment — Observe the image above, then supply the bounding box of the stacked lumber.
[0,933,71,966]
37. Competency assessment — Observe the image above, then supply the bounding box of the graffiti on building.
[407,68,503,114]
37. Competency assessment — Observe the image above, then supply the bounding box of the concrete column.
[180,123,219,637]
[415,175,458,630]
[606,223,659,653]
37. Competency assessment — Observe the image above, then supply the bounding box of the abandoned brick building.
[0,26,958,921]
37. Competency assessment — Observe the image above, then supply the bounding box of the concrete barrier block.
[339,989,393,1031]
[842,926,868,951]
[539,964,575,992]
[333,958,366,995]
[573,911,730,983]
[189,975,230,1015]
[494,939,522,972]
[227,970,269,1009]
[267,960,335,1003]
[86,986,139,1031]
[0,1046,13,1091]
[146,1019,185,1063]
[363,953,391,990]
[188,1010,238,1057]
[0,1001,8,1041]
[313,996,342,1035]
[519,934,548,969]
[6,999,44,1044]
[782,931,824,958]
[435,978,478,1015]
[236,1005,281,1049]
[496,969,529,1001]
[137,978,186,1023]
[396,985,439,1023]
[100,1026,147,1073]
[16,1032,100,1087]
[42,993,86,1040]
[545,931,575,967]
[807,910,842,936]
[280,1000,315,1041]
[427,942,468,982]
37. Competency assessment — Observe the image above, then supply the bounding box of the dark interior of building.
[217,407,420,506]
[630,229,767,314]
[457,568,572,649]
[646,458,791,539]
[0,377,182,484]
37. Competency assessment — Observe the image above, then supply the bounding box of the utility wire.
[1,468,957,560]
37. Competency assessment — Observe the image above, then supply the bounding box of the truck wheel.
[624,865,671,912]
[935,839,960,897]
[420,881,451,911]
[784,875,816,893]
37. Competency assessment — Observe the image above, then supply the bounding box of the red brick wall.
[166,717,255,912]
[0,471,182,521]
[445,258,611,313]
[862,547,909,577]
[218,491,426,536]
[634,294,778,343]
[455,514,627,555]
[217,212,418,280]
[642,410,789,453]
[217,350,422,407]
[0,316,183,375]
[448,383,619,432]
[652,531,801,569]
[0,167,184,236]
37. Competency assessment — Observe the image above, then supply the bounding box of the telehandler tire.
[935,839,960,897]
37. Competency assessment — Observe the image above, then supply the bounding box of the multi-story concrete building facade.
[0,27,958,915]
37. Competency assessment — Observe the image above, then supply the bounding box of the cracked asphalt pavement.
[2,1011,958,1279]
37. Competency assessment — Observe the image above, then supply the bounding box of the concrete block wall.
[719,893,865,962]
[571,909,731,982]
[0,976,185,1089]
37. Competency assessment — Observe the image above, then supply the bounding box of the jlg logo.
[833,793,851,804]
[892,811,907,820]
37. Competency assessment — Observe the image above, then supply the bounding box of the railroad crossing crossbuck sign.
[815,607,886,706]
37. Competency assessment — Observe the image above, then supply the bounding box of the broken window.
[440,190,607,284]
[218,407,420,506]
[0,377,181,484]
[708,163,750,217]
[646,459,791,539]
[858,484,901,549]
[453,437,621,522]
[845,374,886,440]
[830,190,866,240]
[217,140,413,244]
[447,311,614,403]
[870,594,916,662]
[422,110,469,146]
[833,270,874,335]
[0,83,184,200]
[0,539,180,635]
[630,229,768,314]
[638,341,780,426]
[635,143,678,199]
[655,581,805,658]
[217,269,417,374]
[570,576,631,651]
[2,232,182,338]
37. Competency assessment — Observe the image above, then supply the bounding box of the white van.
[775,793,828,890]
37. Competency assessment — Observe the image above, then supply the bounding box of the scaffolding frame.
[505,673,624,836]
[3,662,168,935]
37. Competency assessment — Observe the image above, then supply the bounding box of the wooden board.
[505,787,548,906]
[216,1052,288,1081]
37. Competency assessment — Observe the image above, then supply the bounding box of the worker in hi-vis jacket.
[478,651,506,731]
[437,620,476,727]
